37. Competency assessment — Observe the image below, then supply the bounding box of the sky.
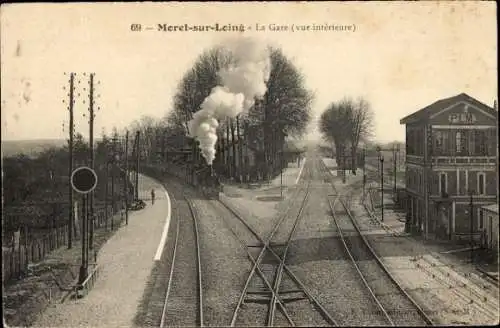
[1,2,497,143]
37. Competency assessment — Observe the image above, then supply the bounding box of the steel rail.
[229,186,307,326]
[159,196,181,328]
[185,196,204,327]
[318,157,434,326]
[220,191,339,326]
[363,200,498,320]
[339,198,434,325]
[206,200,296,326]
[159,193,204,328]
[328,195,395,325]
[267,186,311,326]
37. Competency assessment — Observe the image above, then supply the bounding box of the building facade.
[400,93,498,240]
[480,204,499,252]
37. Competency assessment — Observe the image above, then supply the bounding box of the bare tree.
[319,97,374,170]
[169,43,313,180]
[348,97,374,169]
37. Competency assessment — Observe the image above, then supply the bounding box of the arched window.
[477,172,486,195]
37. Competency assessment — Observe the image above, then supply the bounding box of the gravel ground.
[215,197,309,327]
[218,153,401,326]
[334,210,430,326]
[194,199,253,327]
[347,185,500,325]
[286,178,388,326]
[161,194,200,327]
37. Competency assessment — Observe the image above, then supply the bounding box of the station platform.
[32,174,172,327]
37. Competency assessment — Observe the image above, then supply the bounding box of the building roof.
[400,93,496,125]
[481,204,499,214]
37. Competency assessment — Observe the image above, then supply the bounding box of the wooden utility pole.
[226,120,231,178]
[380,155,384,222]
[135,131,140,199]
[124,131,129,224]
[393,145,397,197]
[230,118,237,180]
[237,116,243,182]
[78,195,88,284]
[88,73,95,250]
[105,161,109,231]
[362,147,366,196]
[111,134,117,230]
[67,73,75,249]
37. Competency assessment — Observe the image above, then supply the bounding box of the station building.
[400,93,498,241]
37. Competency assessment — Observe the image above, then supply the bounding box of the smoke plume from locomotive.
[188,38,270,165]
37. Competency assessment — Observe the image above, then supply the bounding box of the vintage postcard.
[1,2,498,327]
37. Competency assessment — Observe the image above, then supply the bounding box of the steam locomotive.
[197,165,222,199]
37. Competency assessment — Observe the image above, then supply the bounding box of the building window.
[477,172,486,195]
[478,209,484,230]
[455,131,462,153]
[439,172,448,197]
[434,130,443,155]
[455,130,468,155]
[473,130,488,156]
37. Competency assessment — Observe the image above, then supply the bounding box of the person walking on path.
[151,188,155,205]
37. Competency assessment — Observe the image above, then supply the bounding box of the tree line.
[3,131,131,234]
[125,44,313,183]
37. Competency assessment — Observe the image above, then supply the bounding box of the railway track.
[159,191,204,327]
[213,161,338,327]
[318,157,434,326]
[362,197,500,322]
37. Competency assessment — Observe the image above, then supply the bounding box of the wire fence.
[2,205,123,284]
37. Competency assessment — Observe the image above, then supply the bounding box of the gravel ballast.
[194,198,254,326]
[348,183,500,325]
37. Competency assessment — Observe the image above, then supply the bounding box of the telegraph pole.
[78,195,88,284]
[342,145,346,184]
[393,145,397,197]
[379,153,384,222]
[135,131,140,199]
[67,72,75,249]
[105,160,109,231]
[124,131,129,224]
[111,135,116,230]
[230,118,237,180]
[280,130,284,199]
[226,119,231,179]
[362,147,366,197]
[244,120,250,183]
[237,116,243,182]
[88,73,95,250]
